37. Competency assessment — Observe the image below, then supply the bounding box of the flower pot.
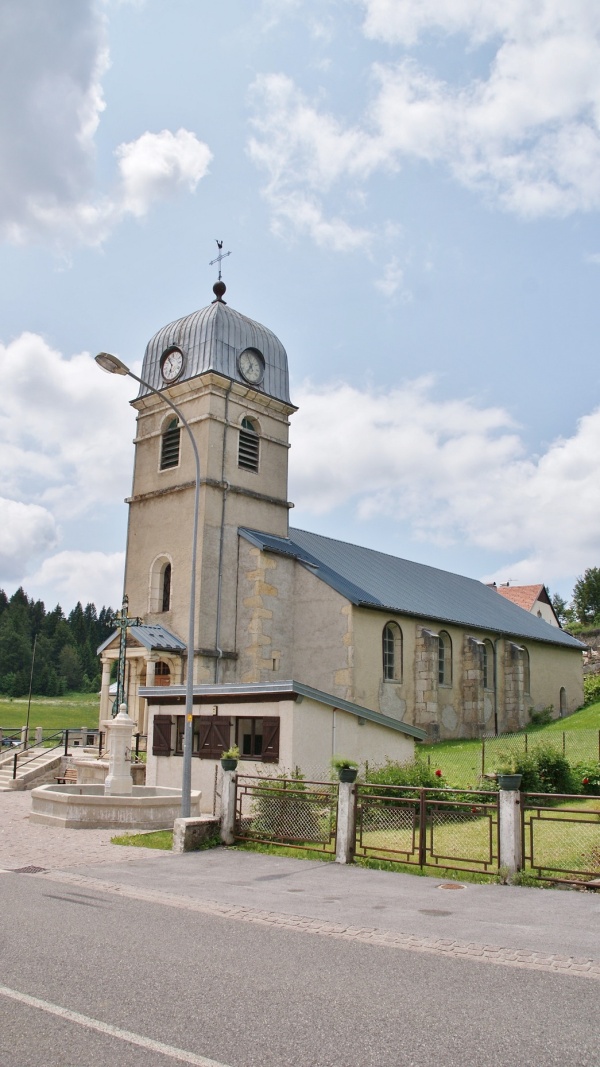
[497,773,522,790]
[221,758,238,772]
[338,767,358,783]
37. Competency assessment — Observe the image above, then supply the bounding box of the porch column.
[99,659,112,726]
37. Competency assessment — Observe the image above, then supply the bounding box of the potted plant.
[495,756,522,791]
[221,745,240,771]
[330,756,359,783]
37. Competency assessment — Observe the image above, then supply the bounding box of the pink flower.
[435,768,443,778]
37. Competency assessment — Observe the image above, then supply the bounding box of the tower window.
[238,417,259,472]
[483,639,494,690]
[160,418,180,470]
[161,563,171,612]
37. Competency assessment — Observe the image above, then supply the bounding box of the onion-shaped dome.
[138,283,291,404]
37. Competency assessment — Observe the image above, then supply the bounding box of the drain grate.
[437,882,466,890]
[11,866,47,874]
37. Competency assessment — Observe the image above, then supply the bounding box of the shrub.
[529,705,554,727]
[498,744,578,794]
[572,761,600,796]
[583,674,600,706]
[366,758,442,791]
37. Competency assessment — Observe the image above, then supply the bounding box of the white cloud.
[0,500,57,578]
[25,550,125,610]
[0,333,135,519]
[290,378,600,585]
[249,2,600,238]
[0,0,212,246]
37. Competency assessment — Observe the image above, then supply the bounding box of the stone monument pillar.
[104,704,135,796]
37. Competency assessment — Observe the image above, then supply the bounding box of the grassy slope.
[0,693,99,731]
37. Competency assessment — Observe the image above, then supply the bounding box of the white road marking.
[0,984,232,1067]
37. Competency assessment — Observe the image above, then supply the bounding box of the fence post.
[64,730,69,756]
[35,726,43,745]
[21,725,27,747]
[335,781,356,865]
[481,738,485,777]
[498,789,523,876]
[220,768,237,845]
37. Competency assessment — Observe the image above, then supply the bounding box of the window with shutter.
[262,717,280,762]
[152,716,172,756]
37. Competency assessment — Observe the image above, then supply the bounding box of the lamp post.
[95,352,199,818]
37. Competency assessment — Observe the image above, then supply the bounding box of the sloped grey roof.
[138,679,426,739]
[239,527,584,651]
[97,624,186,655]
[138,298,292,405]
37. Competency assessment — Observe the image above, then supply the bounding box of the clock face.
[160,347,184,383]
[238,348,264,385]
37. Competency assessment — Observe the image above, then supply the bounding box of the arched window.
[383,622,403,681]
[161,563,171,612]
[522,647,530,695]
[238,417,259,472]
[160,418,180,470]
[154,661,171,687]
[149,556,172,613]
[559,686,567,716]
[483,639,495,690]
[438,631,452,686]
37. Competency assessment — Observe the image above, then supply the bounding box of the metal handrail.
[11,731,66,779]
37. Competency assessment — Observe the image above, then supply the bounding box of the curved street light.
[95,352,199,818]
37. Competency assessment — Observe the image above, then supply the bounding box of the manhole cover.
[12,866,47,874]
[437,882,466,890]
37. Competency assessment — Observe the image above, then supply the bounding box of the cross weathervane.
[112,594,142,716]
[209,239,232,281]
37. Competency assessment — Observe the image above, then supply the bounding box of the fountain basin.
[30,783,201,830]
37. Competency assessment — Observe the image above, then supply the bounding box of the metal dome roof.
[138,292,292,404]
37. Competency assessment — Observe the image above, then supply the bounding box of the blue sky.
[1,0,600,612]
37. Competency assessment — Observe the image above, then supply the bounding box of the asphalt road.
[0,862,598,1067]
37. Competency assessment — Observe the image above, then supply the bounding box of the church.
[98,275,584,798]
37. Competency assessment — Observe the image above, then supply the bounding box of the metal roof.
[97,624,186,655]
[138,297,292,405]
[138,679,426,739]
[239,527,585,651]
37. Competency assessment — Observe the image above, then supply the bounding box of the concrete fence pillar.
[498,789,523,875]
[220,769,237,845]
[35,726,43,745]
[335,781,357,865]
[21,726,28,746]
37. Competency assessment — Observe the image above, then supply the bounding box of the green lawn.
[0,692,99,732]
[417,703,600,787]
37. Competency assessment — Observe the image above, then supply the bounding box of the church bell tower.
[123,274,296,690]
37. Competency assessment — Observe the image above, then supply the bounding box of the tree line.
[552,567,600,630]
[0,587,116,697]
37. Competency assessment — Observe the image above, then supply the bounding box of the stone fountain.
[30,705,201,830]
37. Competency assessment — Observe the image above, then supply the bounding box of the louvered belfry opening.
[160,418,181,470]
[238,417,259,472]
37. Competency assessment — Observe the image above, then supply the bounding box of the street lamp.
[95,351,199,818]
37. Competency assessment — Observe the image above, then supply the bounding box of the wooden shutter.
[198,717,231,759]
[262,717,280,762]
[152,716,172,756]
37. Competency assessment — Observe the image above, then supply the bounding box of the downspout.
[214,381,233,682]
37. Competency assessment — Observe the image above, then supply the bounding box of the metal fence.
[522,794,600,884]
[354,785,499,875]
[417,729,600,788]
[234,773,338,855]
